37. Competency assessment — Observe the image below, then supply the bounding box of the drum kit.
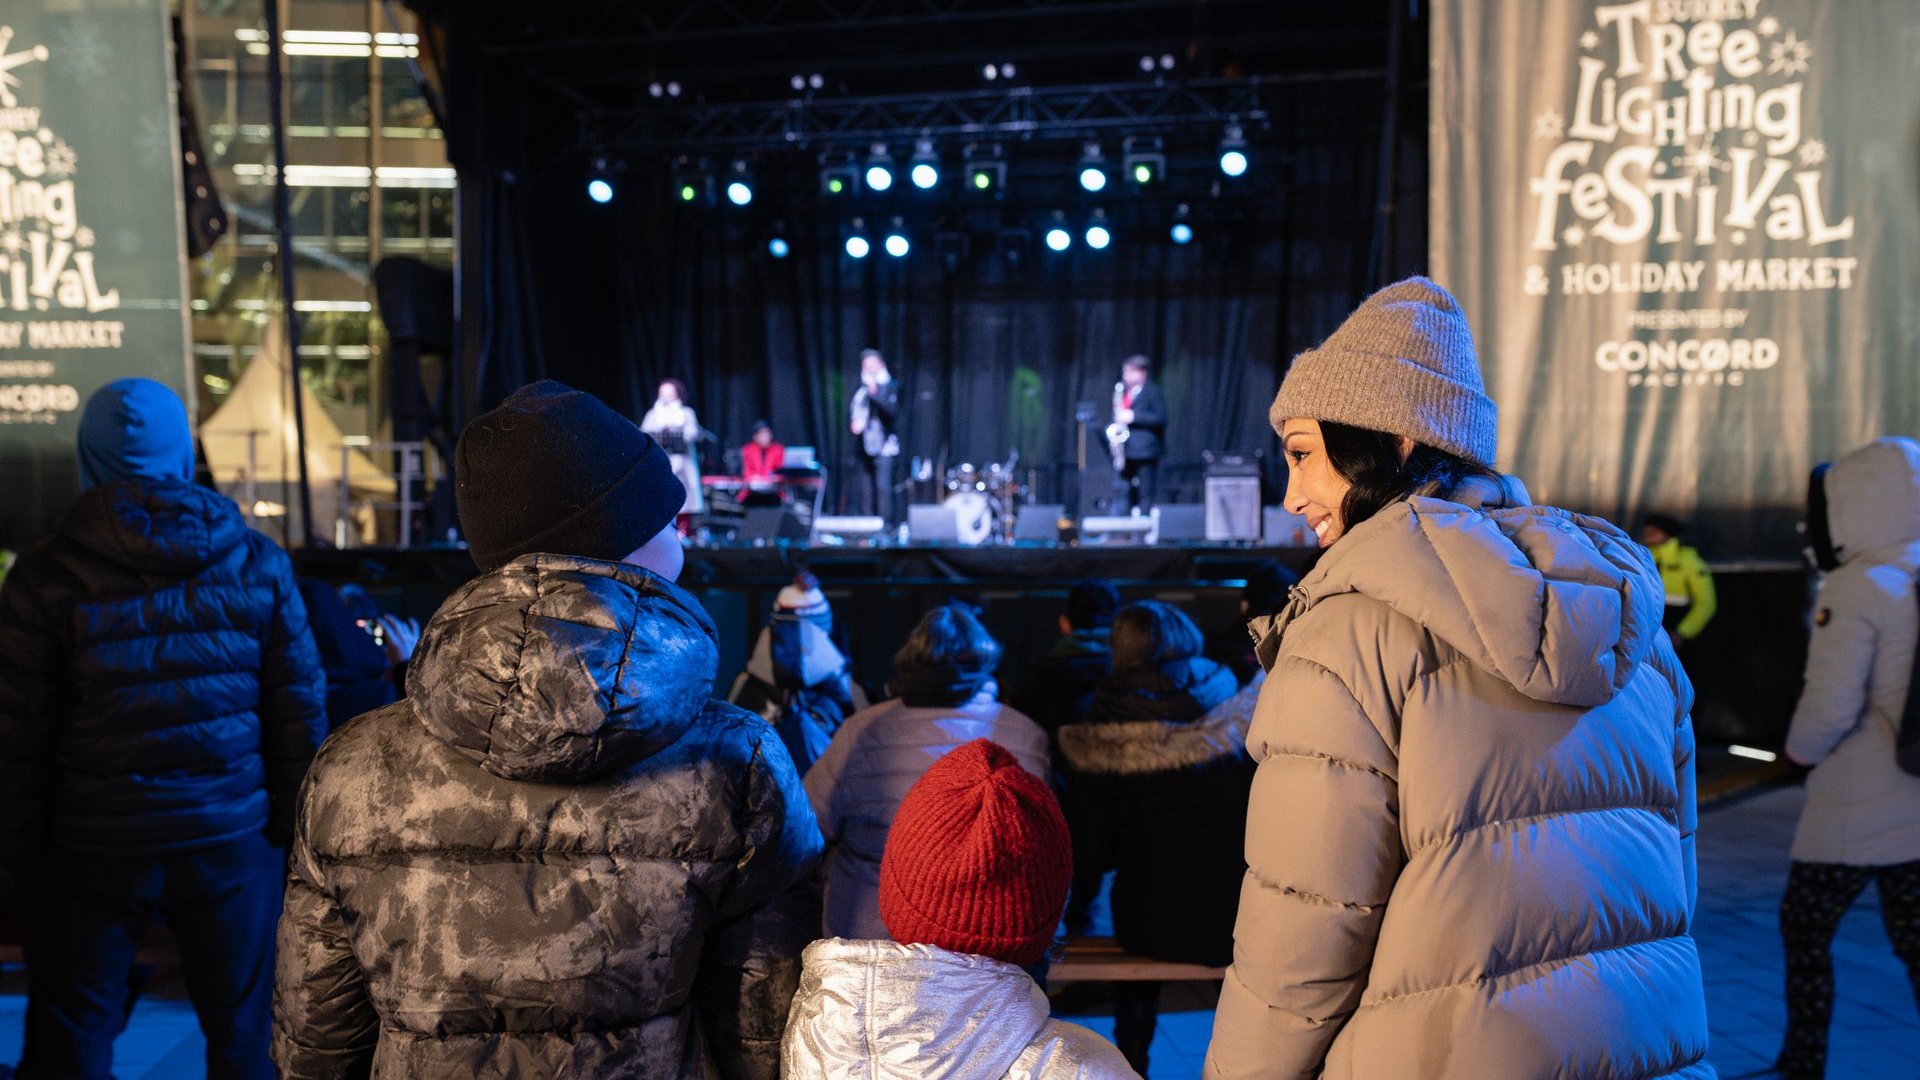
[939,457,1027,545]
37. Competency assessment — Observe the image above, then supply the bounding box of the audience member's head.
[879,739,1070,968]
[1109,599,1205,674]
[896,604,1000,675]
[1641,513,1685,547]
[1063,580,1120,635]
[1241,560,1300,618]
[891,604,1002,706]
[455,380,686,578]
[77,378,195,490]
[775,569,832,631]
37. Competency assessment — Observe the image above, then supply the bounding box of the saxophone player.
[1109,355,1167,513]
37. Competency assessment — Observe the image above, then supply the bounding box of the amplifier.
[1205,475,1262,541]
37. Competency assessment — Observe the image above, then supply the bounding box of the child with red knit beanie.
[782,739,1139,1078]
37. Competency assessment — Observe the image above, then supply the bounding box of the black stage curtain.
[485,82,1425,509]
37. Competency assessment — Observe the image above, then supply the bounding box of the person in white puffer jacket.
[1774,437,1920,1079]
[783,738,1136,1079]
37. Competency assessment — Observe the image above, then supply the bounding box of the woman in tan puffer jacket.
[1203,278,1713,1080]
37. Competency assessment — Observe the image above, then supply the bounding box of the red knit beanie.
[879,739,1071,967]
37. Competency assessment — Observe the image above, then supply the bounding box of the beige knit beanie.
[1270,276,1497,469]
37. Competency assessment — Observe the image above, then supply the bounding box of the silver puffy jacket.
[782,939,1138,1079]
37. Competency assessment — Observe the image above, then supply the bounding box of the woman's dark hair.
[1318,420,1495,533]
[894,604,1002,679]
[1109,600,1205,674]
[1065,580,1121,631]
[658,378,690,405]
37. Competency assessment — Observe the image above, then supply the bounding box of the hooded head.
[77,378,195,490]
[1812,437,1920,567]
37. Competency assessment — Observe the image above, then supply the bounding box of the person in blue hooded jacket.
[0,377,327,1080]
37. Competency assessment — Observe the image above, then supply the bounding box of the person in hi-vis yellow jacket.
[1641,513,1717,648]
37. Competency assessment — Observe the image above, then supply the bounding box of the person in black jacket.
[848,349,901,523]
[1056,598,1249,1075]
[271,381,823,1080]
[1009,579,1119,750]
[1112,355,1169,513]
[0,377,327,1080]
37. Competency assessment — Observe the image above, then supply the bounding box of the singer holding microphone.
[848,348,901,523]
[1108,355,1167,513]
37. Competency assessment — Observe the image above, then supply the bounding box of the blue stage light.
[1044,227,1071,252]
[587,178,613,204]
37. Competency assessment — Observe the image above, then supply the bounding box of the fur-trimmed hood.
[1057,659,1241,775]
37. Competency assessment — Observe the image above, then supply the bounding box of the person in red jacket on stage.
[742,420,785,483]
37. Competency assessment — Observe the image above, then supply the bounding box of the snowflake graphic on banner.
[1768,30,1811,76]
[0,26,124,315]
[1533,110,1566,140]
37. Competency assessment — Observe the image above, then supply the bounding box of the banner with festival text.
[1432,0,1920,558]
[0,0,192,548]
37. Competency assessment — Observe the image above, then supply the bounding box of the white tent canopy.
[200,317,396,497]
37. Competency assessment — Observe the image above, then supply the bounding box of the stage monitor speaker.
[1081,515,1153,544]
[741,507,810,542]
[907,503,958,543]
[1264,506,1314,547]
[813,515,887,543]
[1014,504,1064,541]
[1205,475,1262,541]
[1153,503,1208,543]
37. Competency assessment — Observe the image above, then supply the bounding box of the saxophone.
[1106,381,1130,471]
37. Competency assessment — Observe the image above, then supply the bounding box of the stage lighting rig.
[586,156,614,204]
[1044,211,1072,252]
[1085,208,1112,250]
[909,139,940,190]
[1170,203,1194,245]
[884,229,910,258]
[964,144,1006,197]
[865,143,895,192]
[820,151,858,198]
[845,218,871,259]
[1077,142,1108,193]
[725,160,755,207]
[1123,135,1165,189]
[768,236,790,258]
[672,157,713,207]
[1218,124,1249,178]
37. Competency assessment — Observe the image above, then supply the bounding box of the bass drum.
[943,491,995,546]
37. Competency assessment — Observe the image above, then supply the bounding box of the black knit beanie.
[455,380,685,572]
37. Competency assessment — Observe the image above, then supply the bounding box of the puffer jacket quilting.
[782,938,1138,1079]
[1204,476,1713,1080]
[271,553,824,1080]
[0,479,326,882]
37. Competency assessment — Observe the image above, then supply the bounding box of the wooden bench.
[1048,936,1227,984]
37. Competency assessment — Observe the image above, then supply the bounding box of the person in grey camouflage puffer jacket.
[272,381,824,1079]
